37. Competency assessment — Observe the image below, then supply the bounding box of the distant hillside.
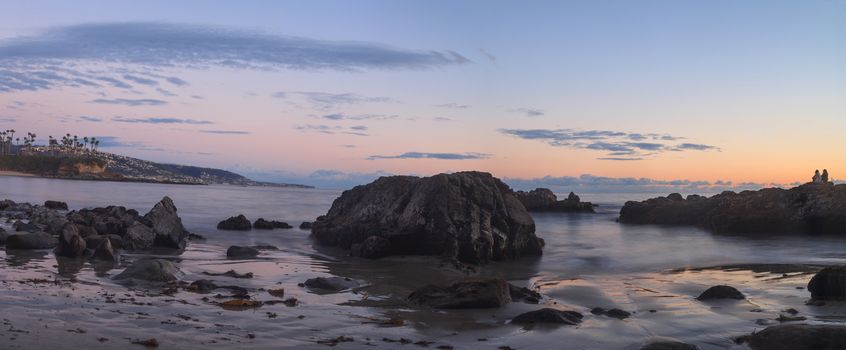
[0,151,312,188]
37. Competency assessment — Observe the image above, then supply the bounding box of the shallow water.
[2,176,846,349]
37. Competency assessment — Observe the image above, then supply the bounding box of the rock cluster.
[513,188,595,213]
[619,183,846,234]
[311,172,545,264]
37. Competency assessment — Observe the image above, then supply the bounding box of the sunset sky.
[0,0,843,190]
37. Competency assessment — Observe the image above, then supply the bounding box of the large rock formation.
[619,183,846,234]
[311,172,544,264]
[513,188,595,213]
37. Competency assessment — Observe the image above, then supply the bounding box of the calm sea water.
[2,175,846,349]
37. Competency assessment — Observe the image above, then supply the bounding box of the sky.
[0,0,843,191]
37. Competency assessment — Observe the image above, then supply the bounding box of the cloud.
[78,116,103,122]
[90,98,167,106]
[320,113,397,121]
[509,107,544,117]
[367,152,491,160]
[478,48,497,62]
[122,74,157,86]
[504,174,779,194]
[295,124,369,136]
[0,22,469,93]
[0,117,16,122]
[92,136,138,148]
[112,116,212,124]
[94,76,132,89]
[200,130,251,135]
[276,91,396,110]
[434,102,470,109]
[165,76,188,86]
[499,128,719,160]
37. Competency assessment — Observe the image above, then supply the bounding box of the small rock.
[591,307,632,319]
[696,285,745,300]
[408,278,511,309]
[55,223,86,257]
[187,279,218,293]
[509,284,541,303]
[299,221,313,230]
[217,214,252,231]
[131,338,159,348]
[114,259,179,282]
[92,238,119,262]
[807,266,846,300]
[5,232,58,250]
[253,218,293,230]
[13,220,40,233]
[44,200,68,210]
[639,336,700,350]
[511,308,583,326]
[226,245,259,259]
[743,324,846,350]
[304,277,360,293]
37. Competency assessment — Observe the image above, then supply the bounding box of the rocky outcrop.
[312,172,544,264]
[43,200,68,210]
[742,324,846,350]
[807,266,846,300]
[514,188,595,213]
[696,285,745,300]
[141,196,189,249]
[408,278,512,309]
[619,183,846,234]
[114,259,179,282]
[217,215,252,231]
[5,232,58,249]
[511,308,583,326]
[253,218,293,230]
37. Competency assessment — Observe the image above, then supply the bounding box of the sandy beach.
[0,170,36,177]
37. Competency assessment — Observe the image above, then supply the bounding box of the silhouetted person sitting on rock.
[813,170,822,183]
[822,169,830,183]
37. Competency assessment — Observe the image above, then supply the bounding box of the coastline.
[0,170,36,177]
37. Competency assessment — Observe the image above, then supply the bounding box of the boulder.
[807,266,846,300]
[511,308,583,326]
[620,184,846,234]
[591,307,632,319]
[513,188,595,213]
[5,232,58,249]
[114,259,179,282]
[744,324,846,350]
[696,285,745,300]
[92,238,118,262]
[123,222,156,250]
[217,214,252,231]
[55,223,86,257]
[639,337,700,350]
[408,278,511,309]
[0,228,7,245]
[509,284,541,304]
[350,235,391,259]
[226,245,259,259]
[303,277,361,293]
[43,200,68,210]
[14,220,40,233]
[312,172,544,264]
[253,218,293,230]
[142,197,189,249]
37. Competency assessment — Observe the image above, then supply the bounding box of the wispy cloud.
[320,113,397,121]
[505,174,779,194]
[0,22,469,93]
[112,116,212,124]
[509,107,544,117]
[90,98,167,106]
[78,116,103,122]
[276,91,396,110]
[434,102,470,109]
[367,152,490,160]
[0,117,16,122]
[499,128,719,160]
[294,124,369,136]
[200,130,251,135]
[122,74,157,86]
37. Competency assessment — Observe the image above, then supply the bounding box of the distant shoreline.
[0,170,36,177]
[0,170,314,188]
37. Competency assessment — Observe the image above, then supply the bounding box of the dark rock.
[640,337,700,350]
[92,237,119,262]
[408,278,511,309]
[226,245,259,259]
[43,200,68,210]
[743,324,846,350]
[114,259,179,282]
[509,284,541,304]
[124,222,156,250]
[808,266,846,300]
[5,232,58,249]
[620,183,846,234]
[312,172,544,264]
[696,285,745,300]
[142,197,189,249]
[187,233,205,240]
[56,223,87,257]
[187,279,218,293]
[350,235,391,259]
[511,308,583,325]
[591,307,632,319]
[217,214,252,231]
[303,277,360,293]
[514,188,595,213]
[14,220,40,233]
[0,228,7,245]
[253,218,293,230]
[299,221,313,230]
